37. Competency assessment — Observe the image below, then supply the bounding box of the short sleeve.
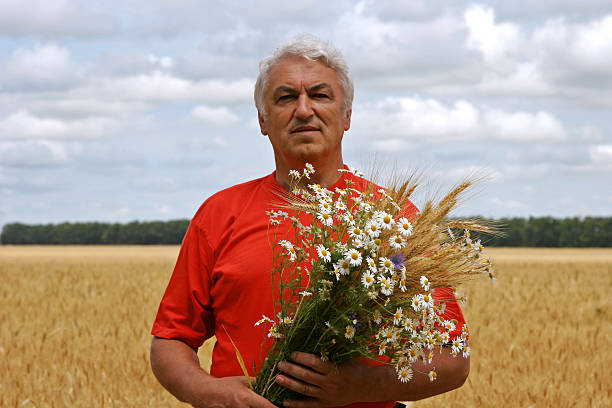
[151,222,215,349]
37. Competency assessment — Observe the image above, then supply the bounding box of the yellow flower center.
[322,213,329,219]
[395,237,402,243]
[383,216,391,224]
[374,238,381,245]
[351,253,359,260]
[384,260,391,268]
[353,228,361,235]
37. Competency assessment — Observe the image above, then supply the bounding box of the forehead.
[266,56,342,92]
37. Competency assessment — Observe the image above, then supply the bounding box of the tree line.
[0,216,610,246]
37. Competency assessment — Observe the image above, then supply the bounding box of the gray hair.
[254,34,354,117]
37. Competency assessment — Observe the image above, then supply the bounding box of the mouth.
[290,125,320,133]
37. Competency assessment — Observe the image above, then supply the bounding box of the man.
[150,35,470,408]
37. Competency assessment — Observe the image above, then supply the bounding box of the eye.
[277,94,296,102]
[312,93,330,99]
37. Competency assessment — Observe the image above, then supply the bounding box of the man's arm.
[150,337,277,408]
[275,348,469,408]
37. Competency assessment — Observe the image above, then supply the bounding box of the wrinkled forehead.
[266,55,342,92]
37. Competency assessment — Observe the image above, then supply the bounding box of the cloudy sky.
[1,0,611,227]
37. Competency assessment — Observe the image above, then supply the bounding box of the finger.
[289,352,332,374]
[278,361,325,386]
[282,397,322,408]
[275,373,322,398]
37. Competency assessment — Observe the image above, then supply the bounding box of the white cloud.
[464,6,522,69]
[483,110,566,142]
[0,110,116,140]
[589,144,612,165]
[0,140,76,167]
[352,96,567,146]
[489,197,530,210]
[191,105,240,127]
[1,44,81,91]
[0,0,118,37]
[73,72,254,104]
[353,97,480,141]
[533,15,612,83]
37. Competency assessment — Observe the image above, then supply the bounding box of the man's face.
[258,56,351,166]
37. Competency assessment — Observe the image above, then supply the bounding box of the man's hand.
[275,351,374,407]
[275,348,470,407]
[193,376,277,408]
[150,337,276,408]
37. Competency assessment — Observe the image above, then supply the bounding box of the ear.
[258,112,268,135]
[343,108,352,131]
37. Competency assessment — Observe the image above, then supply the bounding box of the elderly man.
[150,35,469,408]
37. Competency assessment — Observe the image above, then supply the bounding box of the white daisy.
[366,257,377,272]
[317,211,333,226]
[379,257,394,272]
[364,219,381,237]
[397,366,413,383]
[345,325,356,340]
[428,370,437,382]
[254,315,273,326]
[289,169,301,179]
[420,276,430,291]
[375,211,395,230]
[379,276,394,296]
[373,309,382,324]
[361,271,375,288]
[393,307,403,325]
[397,217,414,237]
[345,249,362,266]
[389,234,406,250]
[316,244,332,263]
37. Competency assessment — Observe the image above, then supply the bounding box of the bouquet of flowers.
[251,164,495,406]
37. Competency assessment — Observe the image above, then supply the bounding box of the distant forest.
[1,217,610,247]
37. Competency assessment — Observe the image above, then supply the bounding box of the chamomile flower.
[393,307,403,325]
[304,162,315,174]
[299,291,313,297]
[316,244,332,262]
[397,366,413,383]
[397,217,414,237]
[421,293,434,309]
[365,257,377,272]
[462,345,471,358]
[345,325,356,340]
[399,278,407,292]
[319,201,333,213]
[345,249,362,266]
[279,240,297,261]
[375,211,395,230]
[348,226,363,239]
[389,234,406,250]
[317,211,333,227]
[411,295,422,312]
[420,276,430,291]
[379,276,394,296]
[379,257,394,272]
[443,320,456,332]
[254,315,273,326]
[379,343,387,356]
[364,219,381,238]
[373,309,382,324]
[336,259,351,275]
[361,271,375,288]
[289,169,301,179]
[428,370,437,382]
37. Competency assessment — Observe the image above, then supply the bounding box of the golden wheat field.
[1,246,611,407]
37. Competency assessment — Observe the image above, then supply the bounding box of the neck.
[274,155,344,190]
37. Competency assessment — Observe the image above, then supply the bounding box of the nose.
[295,94,314,119]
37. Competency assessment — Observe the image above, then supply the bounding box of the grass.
[1,246,610,407]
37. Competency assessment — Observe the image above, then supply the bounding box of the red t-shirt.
[152,170,466,408]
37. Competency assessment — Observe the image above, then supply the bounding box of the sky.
[1,0,611,227]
